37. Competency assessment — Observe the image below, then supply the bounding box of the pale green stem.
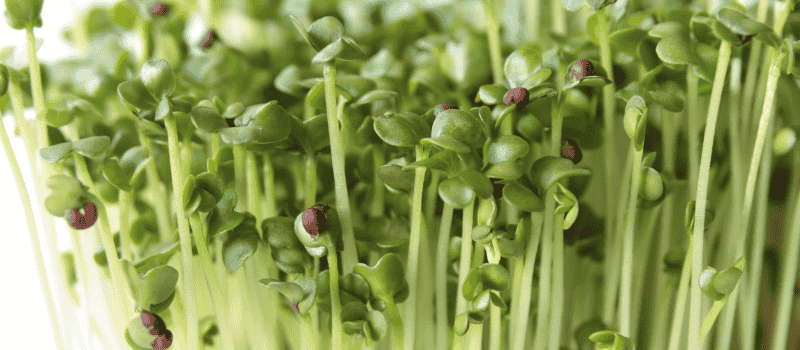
[715,56,743,350]
[687,67,700,199]
[468,241,486,350]
[327,244,344,350]
[118,190,134,261]
[531,186,556,350]
[188,215,236,350]
[689,40,732,350]
[305,152,318,209]
[436,203,455,350]
[385,299,404,350]
[0,113,65,350]
[631,205,662,341]
[551,0,566,36]
[537,91,565,348]
[524,0,540,41]
[454,198,476,350]
[510,211,542,350]
[371,145,385,218]
[598,9,619,326]
[139,131,172,243]
[323,63,358,273]
[426,171,441,238]
[741,122,774,350]
[301,313,318,350]
[485,238,502,350]
[233,144,246,212]
[262,152,277,219]
[548,213,566,349]
[771,117,800,349]
[137,17,149,66]
[650,100,677,350]
[245,150,263,225]
[668,237,693,350]
[164,116,200,350]
[484,0,504,85]
[93,197,135,329]
[404,145,428,348]
[620,145,644,337]
[604,145,633,323]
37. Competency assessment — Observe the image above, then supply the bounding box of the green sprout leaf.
[476,84,508,105]
[222,213,260,272]
[529,156,592,196]
[373,111,430,147]
[438,176,475,209]
[715,8,780,48]
[503,180,544,212]
[72,136,111,158]
[503,43,543,89]
[39,142,74,163]
[352,253,407,305]
[139,58,175,98]
[121,259,179,309]
[118,79,158,111]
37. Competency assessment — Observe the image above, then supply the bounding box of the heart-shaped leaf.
[139,58,175,98]
[38,108,73,127]
[307,16,344,51]
[39,142,74,163]
[377,163,416,193]
[438,176,475,209]
[352,253,406,304]
[191,106,227,133]
[373,111,430,148]
[715,8,780,48]
[358,216,410,248]
[234,101,292,144]
[476,84,507,105]
[72,136,111,158]
[503,180,544,212]
[487,135,530,164]
[219,125,262,145]
[221,213,260,272]
[121,259,179,308]
[208,190,244,239]
[504,44,543,89]
[528,156,592,196]
[102,158,133,192]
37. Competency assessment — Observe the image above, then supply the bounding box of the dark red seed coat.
[503,87,530,110]
[68,201,98,230]
[302,205,329,238]
[149,2,169,16]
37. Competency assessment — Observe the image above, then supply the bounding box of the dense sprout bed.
[2,0,800,349]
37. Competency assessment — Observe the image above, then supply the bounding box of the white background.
[0,1,117,349]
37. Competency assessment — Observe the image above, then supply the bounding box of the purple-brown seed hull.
[302,205,329,238]
[561,139,582,164]
[569,59,596,81]
[149,2,169,16]
[151,330,173,350]
[68,201,98,230]
[201,31,217,50]
[503,87,530,109]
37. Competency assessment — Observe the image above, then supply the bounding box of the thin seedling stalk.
[404,144,428,348]
[689,40,732,350]
[323,63,359,273]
